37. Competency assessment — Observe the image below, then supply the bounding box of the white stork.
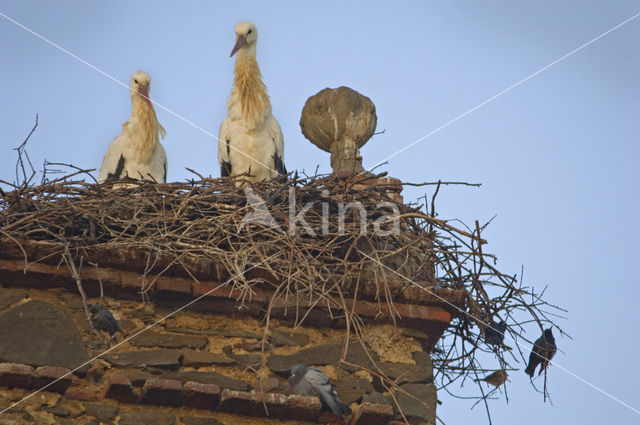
[98,71,167,183]
[218,21,286,183]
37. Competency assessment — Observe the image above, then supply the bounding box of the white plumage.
[98,71,167,184]
[219,21,286,182]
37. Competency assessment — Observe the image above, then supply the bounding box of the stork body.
[219,21,286,182]
[98,71,167,183]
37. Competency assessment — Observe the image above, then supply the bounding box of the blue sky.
[1,1,639,424]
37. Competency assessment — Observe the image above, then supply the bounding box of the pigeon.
[484,320,507,346]
[289,364,351,423]
[525,328,557,377]
[89,304,121,338]
[474,370,508,387]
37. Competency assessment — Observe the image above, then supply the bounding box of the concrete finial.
[300,86,377,176]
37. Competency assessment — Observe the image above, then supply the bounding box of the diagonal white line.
[0,10,282,178]
[357,250,640,415]
[364,11,640,174]
[0,250,283,415]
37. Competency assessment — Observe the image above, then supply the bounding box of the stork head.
[230,21,258,57]
[130,70,152,108]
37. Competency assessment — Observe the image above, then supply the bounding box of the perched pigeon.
[474,370,508,387]
[89,304,121,337]
[484,320,507,346]
[525,328,557,377]
[289,364,351,423]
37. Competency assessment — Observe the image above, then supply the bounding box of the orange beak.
[138,85,152,108]
[230,35,247,57]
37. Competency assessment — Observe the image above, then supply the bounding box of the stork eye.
[247,29,252,34]
[134,79,139,84]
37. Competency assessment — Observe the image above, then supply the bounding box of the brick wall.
[0,271,456,424]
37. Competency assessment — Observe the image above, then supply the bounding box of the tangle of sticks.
[0,163,565,423]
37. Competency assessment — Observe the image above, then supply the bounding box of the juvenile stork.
[98,71,167,183]
[218,21,286,182]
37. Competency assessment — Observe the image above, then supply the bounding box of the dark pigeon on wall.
[289,363,351,423]
[525,328,557,377]
[89,304,121,337]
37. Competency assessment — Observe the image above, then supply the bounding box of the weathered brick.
[129,330,207,350]
[255,376,284,394]
[334,377,374,404]
[156,277,192,298]
[271,328,310,347]
[38,405,70,417]
[141,377,182,406]
[217,389,255,415]
[268,341,378,375]
[103,349,183,369]
[191,283,235,299]
[102,373,137,403]
[269,299,339,328]
[395,383,437,423]
[394,304,451,323]
[352,402,393,425]
[0,362,34,389]
[180,417,225,425]
[33,366,72,393]
[120,370,151,388]
[181,381,220,409]
[83,402,118,422]
[379,362,433,384]
[119,408,175,425]
[162,370,250,391]
[217,389,289,418]
[85,364,105,381]
[284,394,321,422]
[65,387,98,401]
[254,392,288,418]
[181,349,234,367]
[118,275,149,298]
[187,297,265,317]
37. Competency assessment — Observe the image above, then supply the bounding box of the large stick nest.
[0,168,565,418]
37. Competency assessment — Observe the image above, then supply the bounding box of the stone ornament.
[300,86,377,176]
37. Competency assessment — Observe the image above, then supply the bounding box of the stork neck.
[127,95,161,162]
[232,46,271,127]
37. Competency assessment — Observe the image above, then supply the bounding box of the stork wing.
[218,117,232,177]
[159,145,168,183]
[98,136,126,182]
[268,116,286,176]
